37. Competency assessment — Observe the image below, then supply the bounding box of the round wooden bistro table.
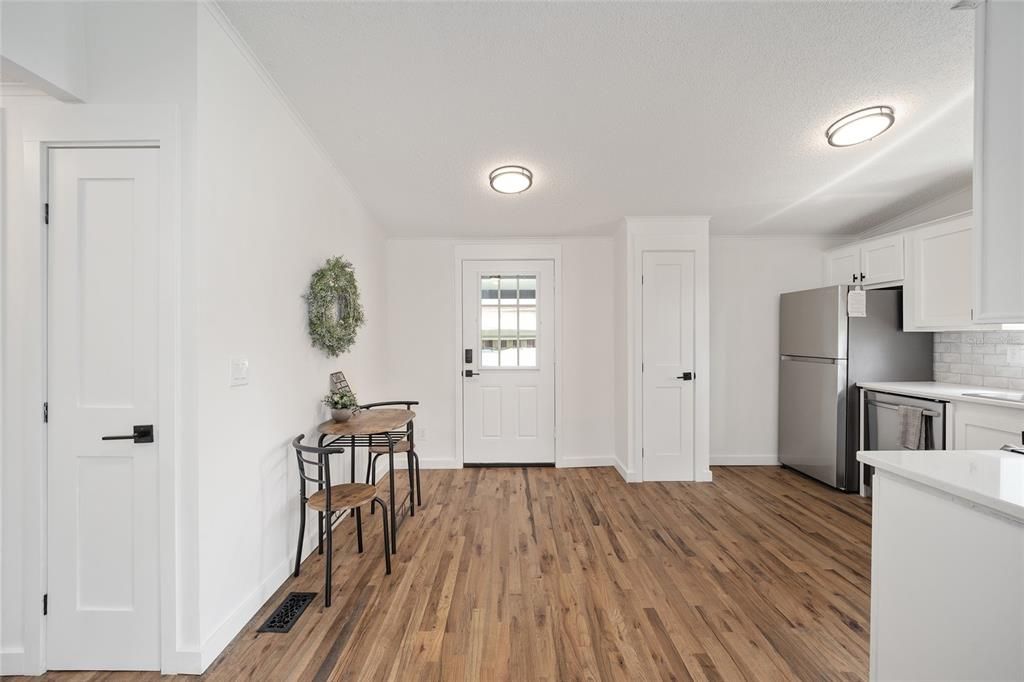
[317,408,415,554]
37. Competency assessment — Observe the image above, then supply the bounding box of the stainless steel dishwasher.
[861,389,948,496]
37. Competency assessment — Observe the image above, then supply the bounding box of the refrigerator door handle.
[781,355,840,364]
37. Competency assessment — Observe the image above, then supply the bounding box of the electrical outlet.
[229,356,249,386]
[1007,347,1024,366]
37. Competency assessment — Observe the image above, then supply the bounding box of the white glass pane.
[481,276,499,305]
[500,343,519,367]
[499,309,518,336]
[518,347,537,367]
[500,277,518,305]
[518,277,536,304]
[519,307,536,332]
[481,307,499,333]
[481,348,499,367]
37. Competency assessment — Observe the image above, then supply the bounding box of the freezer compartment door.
[779,355,846,487]
[779,286,848,359]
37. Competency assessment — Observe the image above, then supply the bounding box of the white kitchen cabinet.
[859,234,904,286]
[824,244,860,286]
[824,235,904,287]
[904,214,974,330]
[973,0,1024,322]
[954,402,1024,450]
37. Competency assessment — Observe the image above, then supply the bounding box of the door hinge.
[43,402,48,423]
[44,203,49,225]
[43,594,48,615]
[641,447,645,458]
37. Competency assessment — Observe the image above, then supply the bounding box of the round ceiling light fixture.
[826,105,895,147]
[489,165,533,194]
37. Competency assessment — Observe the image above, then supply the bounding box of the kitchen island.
[857,449,1024,681]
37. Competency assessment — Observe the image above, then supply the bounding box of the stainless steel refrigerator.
[778,286,933,491]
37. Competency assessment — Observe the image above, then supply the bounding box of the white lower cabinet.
[953,402,1024,450]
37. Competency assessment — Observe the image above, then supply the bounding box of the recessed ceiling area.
[219,1,973,237]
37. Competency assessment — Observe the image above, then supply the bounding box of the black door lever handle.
[102,424,154,443]
[676,372,694,381]
[464,370,480,378]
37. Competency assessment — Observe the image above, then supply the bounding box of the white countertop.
[858,449,1024,523]
[858,381,1024,410]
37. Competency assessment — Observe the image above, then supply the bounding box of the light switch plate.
[230,356,249,386]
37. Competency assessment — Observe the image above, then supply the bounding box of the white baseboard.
[193,465,391,675]
[417,457,460,469]
[710,454,779,466]
[558,455,615,468]
[198,557,293,672]
[164,648,203,675]
[613,459,641,483]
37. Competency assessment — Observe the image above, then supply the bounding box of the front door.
[462,260,555,465]
[641,251,696,481]
[46,147,161,670]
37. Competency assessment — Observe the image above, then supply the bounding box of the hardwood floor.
[25,466,872,681]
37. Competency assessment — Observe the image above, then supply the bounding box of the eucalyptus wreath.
[304,257,365,357]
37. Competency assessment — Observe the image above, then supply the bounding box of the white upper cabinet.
[860,235,904,286]
[974,0,1024,322]
[904,215,975,330]
[824,235,904,287]
[825,244,861,286]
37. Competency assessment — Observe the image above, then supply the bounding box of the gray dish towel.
[897,405,927,449]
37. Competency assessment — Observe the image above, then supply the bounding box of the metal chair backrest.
[292,435,346,508]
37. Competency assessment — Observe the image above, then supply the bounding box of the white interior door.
[642,251,696,481]
[462,260,555,464]
[46,147,161,670]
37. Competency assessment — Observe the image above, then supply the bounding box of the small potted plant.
[323,389,359,422]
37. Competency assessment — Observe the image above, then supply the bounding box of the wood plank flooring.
[24,466,872,681]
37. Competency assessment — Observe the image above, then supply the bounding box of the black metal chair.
[360,401,423,513]
[292,435,390,607]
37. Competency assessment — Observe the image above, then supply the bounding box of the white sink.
[962,391,1024,403]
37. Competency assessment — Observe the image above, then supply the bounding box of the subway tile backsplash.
[934,331,1024,389]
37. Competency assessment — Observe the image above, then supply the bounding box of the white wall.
[1,2,389,674]
[192,7,389,665]
[384,238,617,467]
[0,1,89,101]
[708,236,845,465]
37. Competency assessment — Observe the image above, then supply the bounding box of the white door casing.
[641,251,696,481]
[46,147,161,670]
[462,260,555,464]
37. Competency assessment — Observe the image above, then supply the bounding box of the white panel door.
[462,260,555,464]
[47,147,161,670]
[642,251,695,481]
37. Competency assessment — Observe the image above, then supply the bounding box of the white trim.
[452,243,563,468]
[5,105,182,675]
[623,217,712,483]
[709,455,780,466]
[613,460,641,483]
[559,456,617,469]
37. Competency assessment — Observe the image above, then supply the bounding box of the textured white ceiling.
[219,1,973,236]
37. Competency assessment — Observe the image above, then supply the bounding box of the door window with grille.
[479,274,537,368]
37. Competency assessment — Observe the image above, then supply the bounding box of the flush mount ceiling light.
[826,106,895,147]
[489,165,533,194]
